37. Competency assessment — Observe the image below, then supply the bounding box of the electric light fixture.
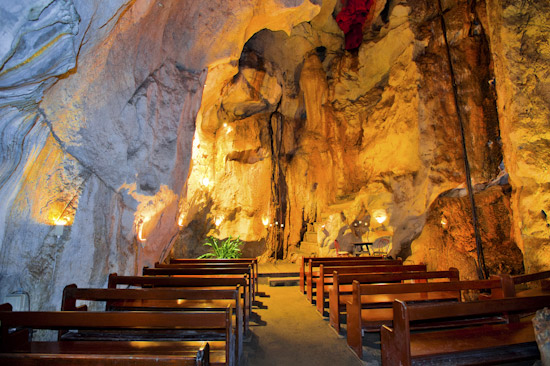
[54,218,67,238]
[373,209,387,224]
[137,217,149,242]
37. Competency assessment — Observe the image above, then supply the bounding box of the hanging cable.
[437,0,489,279]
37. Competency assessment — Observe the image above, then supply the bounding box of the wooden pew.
[0,304,238,365]
[346,277,515,358]
[61,284,243,364]
[299,256,385,293]
[168,258,259,293]
[499,270,550,297]
[108,273,251,336]
[314,263,428,311]
[327,268,459,331]
[155,262,257,300]
[380,295,550,366]
[304,258,404,302]
[143,265,255,306]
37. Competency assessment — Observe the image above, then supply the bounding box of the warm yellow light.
[373,209,387,224]
[137,217,150,242]
[262,216,269,227]
[215,216,224,226]
[441,217,448,227]
[201,177,210,187]
[55,218,68,226]
[178,215,184,227]
[226,126,233,134]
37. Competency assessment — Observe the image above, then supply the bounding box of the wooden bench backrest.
[156,262,251,268]
[399,294,550,322]
[108,273,248,288]
[333,268,458,286]
[143,266,252,276]
[0,308,231,332]
[352,276,514,303]
[62,284,240,311]
[309,258,402,270]
[170,258,257,264]
[299,256,385,292]
[321,263,426,279]
[168,258,257,272]
[510,270,550,285]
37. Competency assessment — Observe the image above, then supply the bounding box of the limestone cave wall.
[0,0,549,310]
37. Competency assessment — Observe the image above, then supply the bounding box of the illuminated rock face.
[409,184,524,279]
[175,0,507,264]
[0,0,321,309]
[484,0,550,273]
[0,0,549,310]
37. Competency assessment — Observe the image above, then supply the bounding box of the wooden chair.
[334,240,351,257]
[371,236,391,256]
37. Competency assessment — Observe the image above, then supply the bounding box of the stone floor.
[244,261,380,365]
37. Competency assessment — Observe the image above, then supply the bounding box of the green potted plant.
[198,235,243,259]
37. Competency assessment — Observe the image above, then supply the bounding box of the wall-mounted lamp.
[137,218,147,242]
[54,219,66,238]
[280,223,284,228]
[201,177,210,187]
[373,209,387,224]
[441,216,448,229]
[262,216,269,227]
[215,216,224,226]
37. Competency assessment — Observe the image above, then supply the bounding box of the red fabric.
[336,0,375,50]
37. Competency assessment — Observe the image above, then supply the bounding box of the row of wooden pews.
[298,255,550,365]
[0,257,258,365]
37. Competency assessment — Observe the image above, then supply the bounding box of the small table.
[352,242,373,256]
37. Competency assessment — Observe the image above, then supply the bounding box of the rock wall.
[174,0,510,268]
[410,184,523,279]
[1,0,549,310]
[484,0,550,273]
[0,0,321,310]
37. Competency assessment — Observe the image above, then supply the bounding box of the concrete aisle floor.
[243,283,380,366]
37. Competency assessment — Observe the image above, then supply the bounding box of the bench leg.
[346,302,363,359]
